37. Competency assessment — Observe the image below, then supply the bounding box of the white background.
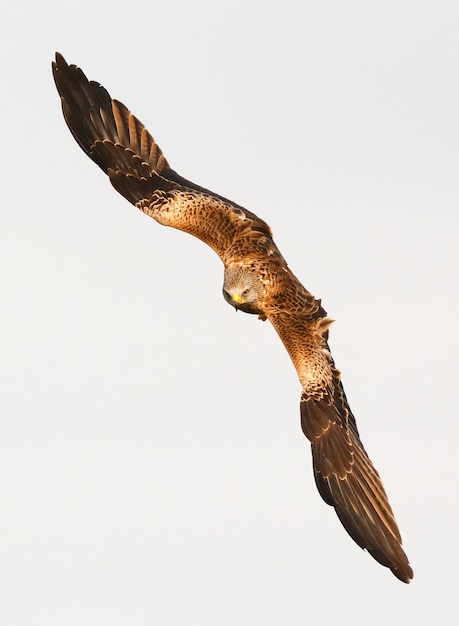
[1,1,458,624]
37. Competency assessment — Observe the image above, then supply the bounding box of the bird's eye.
[242,289,249,297]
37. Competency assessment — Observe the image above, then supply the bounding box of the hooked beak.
[231,294,242,311]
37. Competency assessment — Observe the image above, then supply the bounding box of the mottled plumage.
[52,53,413,583]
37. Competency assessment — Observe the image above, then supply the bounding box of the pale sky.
[1,1,458,624]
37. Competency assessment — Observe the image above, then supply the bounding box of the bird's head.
[222,266,264,315]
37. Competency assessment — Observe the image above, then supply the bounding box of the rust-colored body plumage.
[52,53,413,582]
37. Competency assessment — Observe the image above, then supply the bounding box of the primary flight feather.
[52,53,413,583]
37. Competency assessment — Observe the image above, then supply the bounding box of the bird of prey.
[52,52,413,583]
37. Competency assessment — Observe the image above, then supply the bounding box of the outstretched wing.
[268,307,413,583]
[52,52,273,262]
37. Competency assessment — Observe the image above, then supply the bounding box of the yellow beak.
[232,294,243,304]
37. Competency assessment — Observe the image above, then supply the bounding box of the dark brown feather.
[299,381,412,582]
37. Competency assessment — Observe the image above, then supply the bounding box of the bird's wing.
[52,52,273,261]
[267,303,413,583]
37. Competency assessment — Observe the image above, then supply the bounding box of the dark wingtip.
[52,51,66,73]
[392,561,414,584]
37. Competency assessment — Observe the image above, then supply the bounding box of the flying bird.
[52,52,413,583]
